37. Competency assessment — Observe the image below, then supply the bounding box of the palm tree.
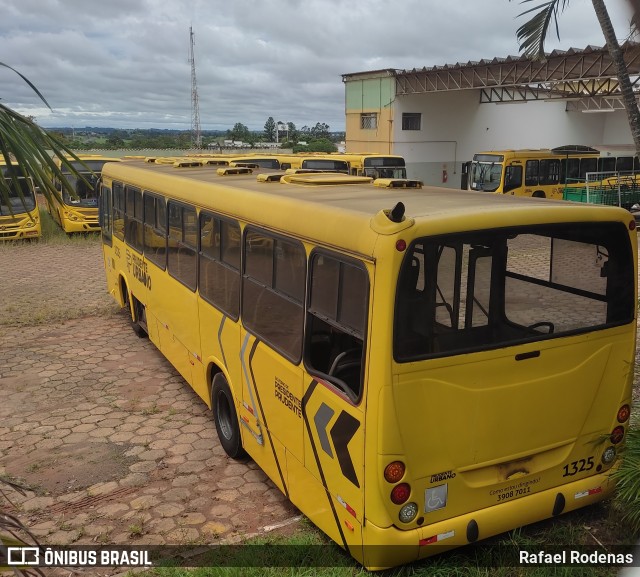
[0,62,85,210]
[511,0,640,157]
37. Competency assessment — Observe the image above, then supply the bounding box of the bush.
[612,427,640,532]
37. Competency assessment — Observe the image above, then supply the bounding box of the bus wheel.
[532,191,546,198]
[121,283,146,338]
[211,373,246,459]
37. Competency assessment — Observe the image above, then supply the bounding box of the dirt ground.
[0,237,300,554]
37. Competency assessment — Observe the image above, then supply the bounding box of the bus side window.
[243,229,305,362]
[525,160,539,186]
[113,181,125,240]
[167,202,197,291]
[99,184,112,245]
[143,193,167,270]
[305,252,369,402]
[503,165,522,193]
[539,159,560,185]
[599,157,616,172]
[125,185,143,253]
[198,212,240,319]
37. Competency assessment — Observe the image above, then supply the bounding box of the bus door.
[239,229,307,493]
[155,200,200,386]
[298,251,369,555]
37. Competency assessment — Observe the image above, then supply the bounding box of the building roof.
[342,43,640,110]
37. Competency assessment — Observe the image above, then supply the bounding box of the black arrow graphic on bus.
[329,411,360,488]
[314,403,335,458]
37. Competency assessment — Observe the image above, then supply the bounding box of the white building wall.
[392,91,633,188]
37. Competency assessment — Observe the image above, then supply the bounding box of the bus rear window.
[394,223,634,360]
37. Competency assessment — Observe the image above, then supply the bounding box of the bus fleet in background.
[0,152,409,242]
[4,145,640,243]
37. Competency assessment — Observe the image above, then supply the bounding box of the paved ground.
[0,237,299,550]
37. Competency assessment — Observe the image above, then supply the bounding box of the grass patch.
[0,207,100,247]
[38,206,101,245]
[129,504,636,577]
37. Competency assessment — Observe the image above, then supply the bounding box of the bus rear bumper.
[361,471,615,570]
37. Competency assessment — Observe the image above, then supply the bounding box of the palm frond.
[611,428,640,532]
[514,0,571,59]
[0,62,51,110]
[0,65,95,218]
[1,478,45,576]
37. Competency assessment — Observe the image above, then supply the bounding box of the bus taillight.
[384,461,405,483]
[617,404,630,423]
[610,426,625,444]
[391,483,411,505]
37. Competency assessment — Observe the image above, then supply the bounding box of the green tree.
[286,122,299,144]
[0,62,86,209]
[227,122,251,143]
[310,122,330,140]
[294,138,336,153]
[264,117,276,141]
[511,0,640,156]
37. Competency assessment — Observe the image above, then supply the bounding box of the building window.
[360,113,377,130]
[402,113,421,131]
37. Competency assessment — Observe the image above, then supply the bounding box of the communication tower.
[189,26,202,148]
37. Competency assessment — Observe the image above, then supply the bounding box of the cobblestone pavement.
[0,238,298,550]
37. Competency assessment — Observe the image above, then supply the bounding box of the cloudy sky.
[0,0,634,132]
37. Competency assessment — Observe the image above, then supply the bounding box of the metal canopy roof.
[343,43,640,111]
[550,145,600,155]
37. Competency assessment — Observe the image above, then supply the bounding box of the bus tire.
[121,281,147,338]
[211,373,246,459]
[532,191,546,198]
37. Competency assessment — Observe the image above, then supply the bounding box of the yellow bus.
[47,154,120,233]
[277,154,351,173]
[336,153,407,179]
[467,147,609,199]
[100,159,636,569]
[0,160,41,241]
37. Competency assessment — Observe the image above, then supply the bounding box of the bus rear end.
[364,209,636,568]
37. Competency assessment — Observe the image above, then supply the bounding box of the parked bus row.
[0,152,408,241]
[464,146,640,201]
[100,157,635,569]
[177,152,408,179]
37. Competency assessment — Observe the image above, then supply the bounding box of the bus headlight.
[602,446,616,464]
[399,502,418,523]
